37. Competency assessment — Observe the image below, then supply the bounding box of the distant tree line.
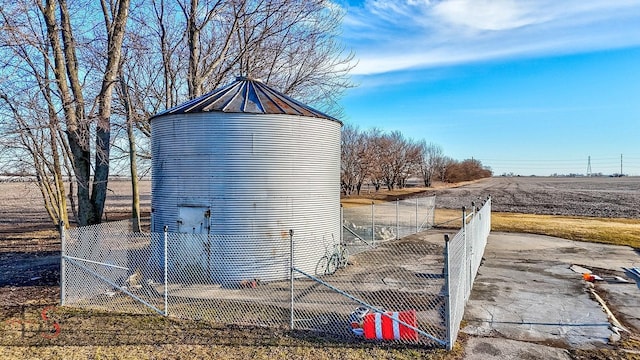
[341,124,492,196]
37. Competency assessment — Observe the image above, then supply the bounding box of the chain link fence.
[61,195,490,350]
[291,231,448,346]
[341,196,436,255]
[62,220,165,315]
[444,197,492,350]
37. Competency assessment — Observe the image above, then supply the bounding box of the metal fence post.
[432,195,437,228]
[415,197,419,234]
[163,225,168,316]
[340,204,344,246]
[470,202,475,277]
[395,198,399,240]
[289,229,295,330]
[371,201,375,245]
[462,206,470,301]
[443,234,453,350]
[59,221,66,306]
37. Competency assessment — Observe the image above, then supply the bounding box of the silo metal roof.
[151,77,340,123]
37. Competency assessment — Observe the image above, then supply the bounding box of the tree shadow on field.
[0,251,60,287]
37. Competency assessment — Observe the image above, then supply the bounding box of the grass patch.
[0,306,464,360]
[433,208,640,249]
[434,209,465,229]
[341,188,432,207]
[340,180,479,207]
[491,212,640,248]
[0,344,463,360]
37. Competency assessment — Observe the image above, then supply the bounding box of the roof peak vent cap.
[236,76,263,83]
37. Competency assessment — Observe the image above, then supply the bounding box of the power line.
[479,156,640,162]
[475,154,640,175]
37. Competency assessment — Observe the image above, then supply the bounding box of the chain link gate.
[61,219,166,316]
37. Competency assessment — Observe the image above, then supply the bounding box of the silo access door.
[177,206,210,234]
[175,206,212,282]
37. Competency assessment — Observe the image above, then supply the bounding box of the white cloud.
[432,0,549,31]
[340,0,640,75]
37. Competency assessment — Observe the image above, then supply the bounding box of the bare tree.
[366,128,385,192]
[340,124,372,195]
[123,0,354,125]
[0,4,71,227]
[0,91,70,227]
[92,0,131,223]
[169,0,354,115]
[117,73,141,231]
[444,158,493,183]
[353,129,374,195]
[232,0,355,116]
[2,0,355,229]
[439,156,456,182]
[395,135,421,189]
[178,0,239,98]
[374,131,420,191]
[38,0,131,226]
[418,141,444,187]
[152,0,187,109]
[340,124,358,195]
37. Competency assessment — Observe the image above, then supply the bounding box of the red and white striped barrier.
[361,310,418,341]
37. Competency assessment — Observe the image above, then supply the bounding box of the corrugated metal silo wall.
[151,112,341,283]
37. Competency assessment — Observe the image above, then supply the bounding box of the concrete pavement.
[461,232,639,358]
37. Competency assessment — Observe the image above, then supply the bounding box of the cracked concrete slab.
[462,232,639,355]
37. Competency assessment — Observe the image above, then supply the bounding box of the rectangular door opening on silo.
[177,206,210,234]
[175,206,213,283]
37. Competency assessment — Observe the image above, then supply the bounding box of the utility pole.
[621,154,623,176]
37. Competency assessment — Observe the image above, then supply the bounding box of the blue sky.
[335,0,640,176]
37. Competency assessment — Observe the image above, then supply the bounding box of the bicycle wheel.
[315,255,329,276]
[327,253,339,275]
[339,246,349,268]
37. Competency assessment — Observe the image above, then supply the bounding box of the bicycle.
[315,239,349,276]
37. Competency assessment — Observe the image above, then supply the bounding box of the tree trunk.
[120,74,141,231]
[186,0,202,98]
[50,124,69,228]
[129,134,141,232]
[90,0,130,224]
[423,175,431,188]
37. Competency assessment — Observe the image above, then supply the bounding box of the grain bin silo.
[150,77,341,284]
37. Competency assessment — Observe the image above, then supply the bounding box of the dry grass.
[491,212,640,249]
[340,180,479,208]
[434,209,465,229]
[0,344,462,360]
[571,333,640,359]
[0,345,462,360]
[431,208,640,249]
[0,306,464,360]
[341,188,432,208]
